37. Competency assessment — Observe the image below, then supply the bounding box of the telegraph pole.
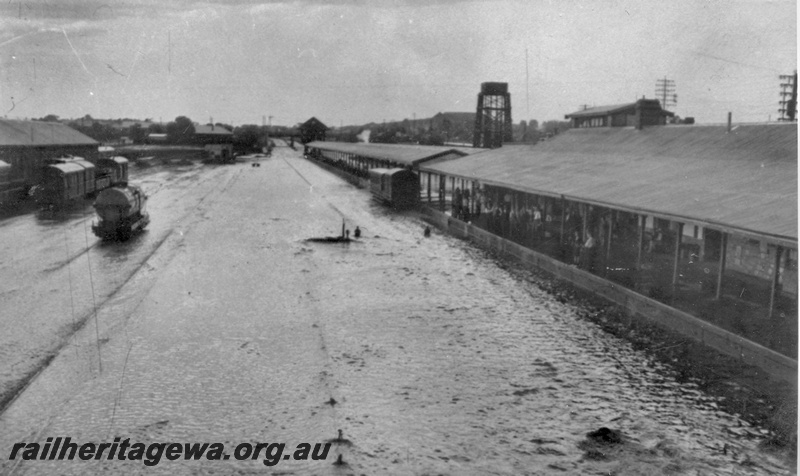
[778,71,797,121]
[655,77,677,110]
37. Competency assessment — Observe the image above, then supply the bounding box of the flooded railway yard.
[0,144,795,475]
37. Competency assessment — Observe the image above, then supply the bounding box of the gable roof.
[420,124,797,244]
[565,103,638,118]
[0,119,98,147]
[565,100,675,119]
[301,117,328,130]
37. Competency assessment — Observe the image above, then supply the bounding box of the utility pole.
[525,48,530,124]
[778,71,797,121]
[655,77,677,110]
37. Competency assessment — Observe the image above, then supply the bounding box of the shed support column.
[439,175,445,211]
[672,223,684,298]
[470,181,475,216]
[715,233,728,300]
[559,198,566,250]
[769,246,784,319]
[427,173,431,203]
[581,207,587,242]
[605,211,614,277]
[636,215,645,271]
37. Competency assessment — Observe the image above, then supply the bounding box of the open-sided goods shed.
[420,123,797,247]
[306,141,478,169]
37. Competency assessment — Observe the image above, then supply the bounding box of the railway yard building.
[299,117,329,144]
[194,124,234,161]
[564,98,675,129]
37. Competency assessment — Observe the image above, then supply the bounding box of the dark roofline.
[301,117,329,130]
[565,99,674,119]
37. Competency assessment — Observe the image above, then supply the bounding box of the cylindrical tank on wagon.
[94,185,145,215]
[92,184,149,241]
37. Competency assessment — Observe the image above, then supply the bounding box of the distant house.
[194,124,234,160]
[299,117,328,144]
[565,98,674,129]
[147,133,168,143]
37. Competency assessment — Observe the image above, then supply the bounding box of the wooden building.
[565,99,674,129]
[299,117,329,144]
[194,124,234,161]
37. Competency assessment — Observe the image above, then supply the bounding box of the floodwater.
[0,144,793,475]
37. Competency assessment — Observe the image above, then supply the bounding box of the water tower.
[473,82,513,148]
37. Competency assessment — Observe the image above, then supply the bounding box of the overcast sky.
[0,0,796,127]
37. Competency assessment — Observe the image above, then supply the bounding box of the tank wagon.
[91,185,150,241]
[368,168,419,209]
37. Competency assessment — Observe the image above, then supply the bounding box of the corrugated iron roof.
[565,103,637,118]
[420,124,798,242]
[194,124,232,135]
[306,141,482,166]
[565,100,674,118]
[0,119,98,147]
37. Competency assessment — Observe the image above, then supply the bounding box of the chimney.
[727,112,732,133]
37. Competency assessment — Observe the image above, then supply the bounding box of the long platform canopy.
[306,141,480,167]
[420,124,798,245]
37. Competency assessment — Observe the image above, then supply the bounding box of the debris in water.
[586,427,622,444]
[333,454,347,466]
[328,429,353,446]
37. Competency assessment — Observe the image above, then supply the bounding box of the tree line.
[34,114,294,151]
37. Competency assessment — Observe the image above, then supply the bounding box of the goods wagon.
[368,168,419,209]
[35,159,96,204]
[95,156,129,189]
